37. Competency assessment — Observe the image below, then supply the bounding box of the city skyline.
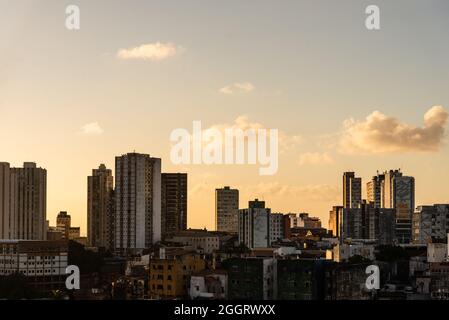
[1,1,449,235]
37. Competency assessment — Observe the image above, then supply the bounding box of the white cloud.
[298,152,334,166]
[79,122,104,135]
[219,82,255,94]
[117,42,181,61]
[338,106,448,154]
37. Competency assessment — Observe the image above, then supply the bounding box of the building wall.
[215,187,239,233]
[414,205,449,244]
[161,173,187,240]
[239,200,270,249]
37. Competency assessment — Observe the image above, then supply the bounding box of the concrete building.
[0,240,68,292]
[0,162,47,240]
[148,248,206,299]
[223,257,276,300]
[366,173,385,208]
[115,153,161,254]
[343,172,362,209]
[332,242,376,262]
[383,170,415,244]
[56,211,71,239]
[161,173,187,240]
[427,242,448,263]
[289,213,322,229]
[413,205,449,244]
[87,164,114,250]
[169,229,220,254]
[276,259,316,300]
[270,213,285,243]
[215,186,239,233]
[190,270,227,300]
[238,199,270,249]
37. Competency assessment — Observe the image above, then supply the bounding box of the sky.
[1,0,449,235]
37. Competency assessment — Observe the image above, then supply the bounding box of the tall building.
[215,186,239,233]
[366,173,385,208]
[115,153,161,254]
[87,164,114,249]
[383,170,415,244]
[0,162,47,240]
[238,199,270,249]
[413,205,449,244]
[343,172,362,208]
[56,211,71,239]
[161,173,187,240]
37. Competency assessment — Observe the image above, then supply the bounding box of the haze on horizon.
[1,0,449,235]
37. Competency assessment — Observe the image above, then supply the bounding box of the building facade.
[115,153,161,254]
[87,164,114,250]
[215,186,239,233]
[0,162,47,240]
[343,172,362,209]
[161,173,187,240]
[413,205,449,244]
[238,199,270,249]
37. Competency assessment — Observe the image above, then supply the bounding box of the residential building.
[161,173,187,240]
[413,205,449,244]
[366,173,385,208]
[115,153,161,254]
[169,229,220,254]
[215,186,239,233]
[87,164,114,250]
[190,270,227,300]
[238,199,270,249]
[56,211,71,239]
[343,172,362,208]
[148,248,206,299]
[276,259,315,300]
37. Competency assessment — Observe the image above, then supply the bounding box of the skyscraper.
[88,164,114,249]
[161,173,187,240]
[114,153,161,254]
[366,172,385,208]
[215,186,239,233]
[56,211,71,239]
[383,169,415,244]
[343,172,362,208]
[0,162,47,240]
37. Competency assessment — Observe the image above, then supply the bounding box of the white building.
[190,270,227,299]
[0,240,68,277]
[115,153,161,254]
[238,199,270,249]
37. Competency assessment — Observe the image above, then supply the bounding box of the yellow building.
[149,249,206,299]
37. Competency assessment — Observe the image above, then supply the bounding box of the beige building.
[0,162,47,240]
[215,186,239,233]
[87,164,114,249]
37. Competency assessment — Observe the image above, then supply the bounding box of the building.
[332,242,376,262]
[289,213,322,229]
[0,162,47,240]
[87,164,114,250]
[329,203,396,245]
[223,257,276,300]
[169,229,220,254]
[427,242,448,263]
[413,205,449,244]
[270,213,285,243]
[429,262,449,300]
[68,227,80,240]
[148,248,206,299]
[190,270,227,300]
[383,170,415,244]
[0,240,68,293]
[161,173,187,240]
[276,259,316,300]
[115,153,161,254]
[343,172,362,209]
[366,173,385,208]
[56,211,71,239]
[239,199,270,249]
[215,186,239,233]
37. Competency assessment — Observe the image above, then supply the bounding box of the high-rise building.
[87,164,114,249]
[366,173,385,208]
[413,205,449,244]
[343,172,362,208]
[383,170,415,244]
[238,199,270,249]
[161,173,187,240]
[114,153,161,254]
[0,162,47,240]
[215,186,239,233]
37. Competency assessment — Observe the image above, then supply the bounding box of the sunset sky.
[1,0,449,235]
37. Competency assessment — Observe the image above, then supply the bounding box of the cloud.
[117,42,181,61]
[203,115,302,151]
[298,152,334,166]
[219,82,255,94]
[338,106,448,154]
[79,122,104,135]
